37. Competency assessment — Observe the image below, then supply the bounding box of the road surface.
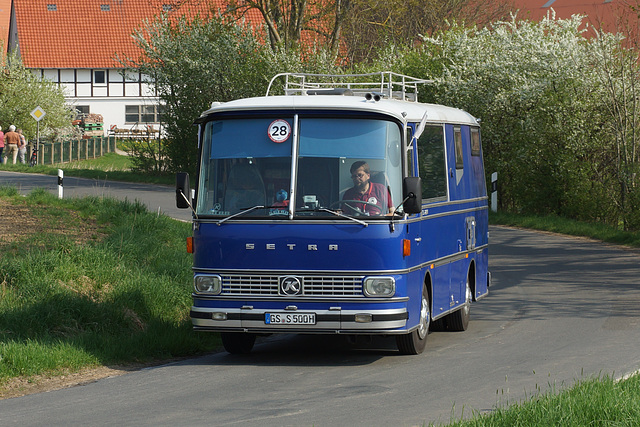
[0,170,190,222]
[1,172,639,426]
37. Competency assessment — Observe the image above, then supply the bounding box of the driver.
[342,161,393,216]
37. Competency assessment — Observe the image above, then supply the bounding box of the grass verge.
[0,187,219,391]
[443,373,640,426]
[490,211,640,249]
[0,152,174,185]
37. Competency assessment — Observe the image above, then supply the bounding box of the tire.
[447,274,472,332]
[396,285,430,355]
[221,332,256,354]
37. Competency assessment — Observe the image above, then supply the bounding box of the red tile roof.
[511,0,633,34]
[0,0,10,52]
[13,0,263,69]
[12,1,634,70]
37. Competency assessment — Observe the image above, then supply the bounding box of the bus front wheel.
[396,285,430,355]
[221,332,256,354]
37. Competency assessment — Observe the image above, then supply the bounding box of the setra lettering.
[244,243,339,251]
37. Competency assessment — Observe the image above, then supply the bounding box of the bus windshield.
[195,116,403,219]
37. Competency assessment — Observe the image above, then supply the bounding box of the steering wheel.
[330,200,382,216]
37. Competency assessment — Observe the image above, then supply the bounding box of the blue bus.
[176,72,490,354]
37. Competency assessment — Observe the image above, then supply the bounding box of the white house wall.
[33,68,160,136]
[70,96,161,135]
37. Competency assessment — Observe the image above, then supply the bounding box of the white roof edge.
[197,95,479,127]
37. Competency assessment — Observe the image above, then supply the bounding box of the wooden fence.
[29,136,117,165]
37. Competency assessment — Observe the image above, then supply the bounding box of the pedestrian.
[17,129,27,164]
[4,125,20,165]
[0,126,4,164]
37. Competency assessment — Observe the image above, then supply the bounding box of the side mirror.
[176,172,191,209]
[402,177,422,214]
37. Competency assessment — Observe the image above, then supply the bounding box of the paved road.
[1,172,639,426]
[0,170,191,222]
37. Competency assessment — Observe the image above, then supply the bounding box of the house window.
[94,70,106,85]
[125,105,162,124]
[47,4,57,11]
[75,105,90,120]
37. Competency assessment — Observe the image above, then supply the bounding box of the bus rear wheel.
[221,332,256,354]
[396,285,430,355]
[447,275,472,332]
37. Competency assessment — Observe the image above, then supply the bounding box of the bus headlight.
[194,275,222,294]
[363,277,395,297]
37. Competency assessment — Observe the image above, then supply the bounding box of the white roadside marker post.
[491,172,498,212]
[58,169,64,199]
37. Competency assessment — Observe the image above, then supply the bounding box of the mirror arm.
[178,190,198,219]
[389,192,415,232]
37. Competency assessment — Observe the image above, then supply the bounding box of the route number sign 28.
[268,119,291,143]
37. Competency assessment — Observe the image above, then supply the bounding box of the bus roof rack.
[266,72,433,102]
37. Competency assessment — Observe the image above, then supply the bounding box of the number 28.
[271,125,288,137]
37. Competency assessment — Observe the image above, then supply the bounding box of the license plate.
[265,312,316,325]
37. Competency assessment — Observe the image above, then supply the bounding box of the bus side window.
[406,126,414,178]
[454,127,464,185]
[470,127,481,156]
[454,127,464,169]
[417,125,447,201]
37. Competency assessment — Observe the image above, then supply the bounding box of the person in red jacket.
[0,126,4,164]
[342,161,393,216]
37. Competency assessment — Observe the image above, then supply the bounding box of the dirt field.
[0,197,39,244]
[0,196,103,246]
[0,366,135,400]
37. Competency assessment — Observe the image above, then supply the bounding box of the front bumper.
[191,306,409,334]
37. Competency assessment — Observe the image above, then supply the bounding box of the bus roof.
[197,72,479,126]
[198,95,479,126]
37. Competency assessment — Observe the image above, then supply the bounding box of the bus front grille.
[221,275,365,297]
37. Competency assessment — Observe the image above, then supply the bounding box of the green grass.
[0,152,174,185]
[490,211,640,248]
[57,151,134,171]
[0,188,219,386]
[443,374,640,426]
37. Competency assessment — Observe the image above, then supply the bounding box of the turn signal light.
[403,239,411,257]
[212,312,227,321]
[355,314,373,323]
[186,236,193,253]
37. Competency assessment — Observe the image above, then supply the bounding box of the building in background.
[511,0,636,35]
[2,0,636,136]
[4,0,260,136]
[0,0,9,52]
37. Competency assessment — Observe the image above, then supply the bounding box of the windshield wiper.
[297,207,368,227]
[217,205,368,227]
[216,205,266,226]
